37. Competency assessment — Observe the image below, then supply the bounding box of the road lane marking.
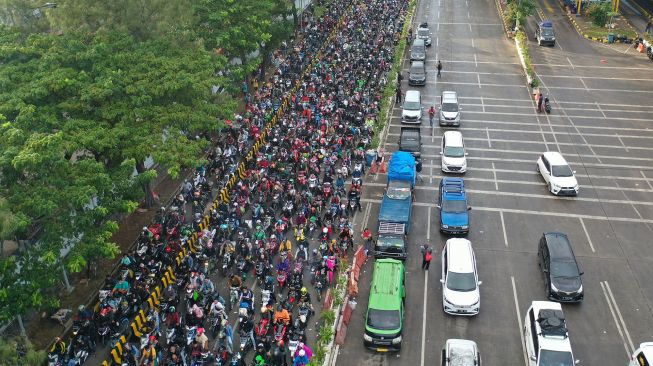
[595,101,607,118]
[511,276,529,366]
[579,218,596,253]
[600,281,635,356]
[427,207,431,241]
[604,281,635,353]
[500,211,508,247]
[477,74,481,88]
[533,63,653,70]
[421,270,429,366]
[362,202,372,230]
[579,77,590,91]
[486,127,492,148]
[360,198,653,224]
[491,162,499,190]
[480,96,485,112]
[474,54,478,68]
[615,133,628,152]
[641,171,653,190]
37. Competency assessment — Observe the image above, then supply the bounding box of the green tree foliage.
[504,0,536,29]
[587,2,611,27]
[0,336,46,365]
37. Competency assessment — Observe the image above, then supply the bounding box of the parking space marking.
[437,119,653,133]
[436,81,526,87]
[360,198,653,224]
[578,218,596,253]
[600,281,635,356]
[491,162,499,190]
[459,109,653,123]
[511,276,529,366]
[421,270,429,366]
[641,171,653,190]
[532,63,653,71]
[427,206,431,241]
[616,181,644,219]
[362,202,372,230]
[485,127,491,147]
[500,211,508,247]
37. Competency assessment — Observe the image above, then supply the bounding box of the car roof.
[543,232,575,260]
[441,178,466,201]
[446,339,478,365]
[442,91,457,101]
[405,90,420,99]
[542,151,568,165]
[443,131,464,145]
[410,61,425,68]
[369,259,404,310]
[412,39,425,46]
[445,238,474,273]
[539,20,553,28]
[529,301,573,352]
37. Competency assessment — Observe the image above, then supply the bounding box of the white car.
[629,342,653,366]
[523,301,579,366]
[536,152,579,196]
[441,339,481,366]
[440,238,481,315]
[441,131,467,173]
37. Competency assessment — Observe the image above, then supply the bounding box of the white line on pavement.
[360,198,653,224]
[579,218,596,253]
[533,63,653,70]
[421,270,429,366]
[491,162,498,190]
[600,281,634,357]
[362,202,372,230]
[500,211,508,247]
[486,127,492,148]
[511,276,529,366]
[641,171,653,190]
[427,207,431,241]
[604,281,635,353]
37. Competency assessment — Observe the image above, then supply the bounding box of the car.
[408,61,426,86]
[440,238,481,316]
[536,152,579,196]
[535,21,556,46]
[364,259,405,352]
[439,91,461,126]
[441,131,467,173]
[441,339,481,366]
[629,342,653,366]
[416,22,432,46]
[437,177,471,234]
[401,90,422,124]
[523,301,579,366]
[538,232,584,302]
[410,39,426,61]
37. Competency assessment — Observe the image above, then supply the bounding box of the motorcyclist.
[229,274,243,289]
[50,337,66,358]
[240,285,255,310]
[271,340,288,366]
[273,305,290,325]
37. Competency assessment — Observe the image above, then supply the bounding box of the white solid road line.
[500,211,508,247]
[420,269,429,366]
[641,171,653,190]
[427,206,431,241]
[360,198,653,224]
[600,281,635,357]
[604,281,635,353]
[365,181,653,207]
[578,218,596,253]
[511,276,529,366]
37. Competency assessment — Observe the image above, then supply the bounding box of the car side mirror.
[437,205,442,209]
[467,206,472,211]
[440,279,445,284]
[530,355,537,361]
[478,281,483,285]
[575,360,580,365]
[465,152,469,156]
[579,271,584,276]
[573,170,577,174]
[543,268,549,273]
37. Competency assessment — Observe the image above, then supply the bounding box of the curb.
[494,0,513,37]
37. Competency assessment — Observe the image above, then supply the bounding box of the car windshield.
[539,349,575,366]
[446,271,476,292]
[442,199,467,213]
[387,185,411,200]
[410,66,425,75]
[418,29,429,37]
[404,101,421,110]
[367,309,401,330]
[551,260,579,278]
[444,146,465,157]
[376,236,404,251]
[551,164,573,177]
[541,28,554,36]
[441,102,458,112]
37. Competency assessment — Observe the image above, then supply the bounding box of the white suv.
[440,238,481,316]
[523,301,579,366]
[536,151,579,196]
[441,339,481,366]
[441,131,468,173]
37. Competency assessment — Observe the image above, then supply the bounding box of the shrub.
[587,2,611,27]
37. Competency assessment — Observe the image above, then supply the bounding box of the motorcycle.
[296,303,311,330]
[273,323,287,343]
[255,317,271,345]
[229,286,240,312]
[544,96,551,114]
[238,330,253,353]
[221,252,232,276]
[277,271,287,290]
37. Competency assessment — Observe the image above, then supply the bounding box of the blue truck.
[437,177,471,235]
[375,152,415,260]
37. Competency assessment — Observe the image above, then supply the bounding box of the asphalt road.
[335,0,653,365]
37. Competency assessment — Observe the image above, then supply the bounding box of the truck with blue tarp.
[375,152,415,260]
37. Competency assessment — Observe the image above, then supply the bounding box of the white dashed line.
[579,218,596,253]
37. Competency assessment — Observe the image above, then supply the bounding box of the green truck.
[363,258,405,352]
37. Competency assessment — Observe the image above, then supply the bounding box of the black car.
[538,232,584,302]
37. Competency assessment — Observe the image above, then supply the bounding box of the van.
[439,91,461,126]
[408,61,426,86]
[630,343,653,366]
[401,90,422,124]
[538,232,584,302]
[364,259,405,352]
[441,131,467,173]
[410,39,426,61]
[440,238,481,315]
[441,339,481,366]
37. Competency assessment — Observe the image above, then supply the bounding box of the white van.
[440,238,481,316]
[441,131,467,173]
[439,91,461,126]
[401,90,422,124]
[630,343,653,366]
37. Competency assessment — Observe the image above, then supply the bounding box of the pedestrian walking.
[428,105,436,127]
[537,92,544,113]
[361,227,373,256]
[397,71,403,84]
[395,85,402,102]
[437,60,442,77]
[422,248,433,270]
[646,21,652,35]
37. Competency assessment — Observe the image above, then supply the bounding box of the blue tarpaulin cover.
[388,151,416,186]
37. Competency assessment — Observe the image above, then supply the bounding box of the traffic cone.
[379,161,387,174]
[638,43,645,53]
[369,161,378,174]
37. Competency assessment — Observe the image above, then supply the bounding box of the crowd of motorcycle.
[46,0,407,365]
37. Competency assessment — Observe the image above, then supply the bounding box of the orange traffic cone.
[379,161,388,174]
[638,43,645,53]
[369,161,378,174]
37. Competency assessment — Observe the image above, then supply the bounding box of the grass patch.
[515,30,539,88]
[581,24,637,39]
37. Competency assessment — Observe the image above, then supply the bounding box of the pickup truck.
[399,127,421,159]
[376,152,415,259]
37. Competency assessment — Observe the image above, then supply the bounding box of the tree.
[587,2,611,27]
[0,196,27,256]
[504,0,536,30]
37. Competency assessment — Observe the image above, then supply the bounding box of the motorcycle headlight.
[363,334,373,342]
[392,336,402,344]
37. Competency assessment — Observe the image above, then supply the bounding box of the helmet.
[322,227,328,233]
[299,349,306,357]
[300,287,307,295]
[169,306,176,313]
[277,305,283,311]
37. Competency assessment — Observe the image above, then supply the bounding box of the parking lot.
[335,0,653,365]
